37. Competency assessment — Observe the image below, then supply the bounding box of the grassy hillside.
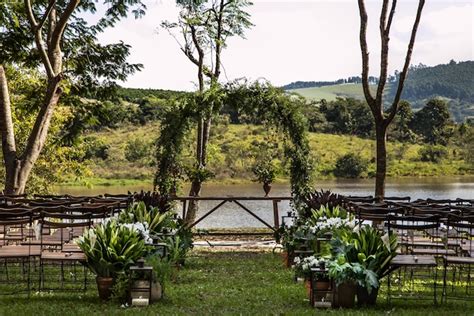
[291,83,373,101]
[65,124,472,186]
[287,61,474,122]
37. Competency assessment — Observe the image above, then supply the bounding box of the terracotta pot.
[304,279,312,298]
[356,285,379,306]
[96,276,114,301]
[263,183,272,197]
[333,281,356,308]
[281,251,294,268]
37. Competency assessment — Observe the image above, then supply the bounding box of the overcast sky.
[87,0,473,90]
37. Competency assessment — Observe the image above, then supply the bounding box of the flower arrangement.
[293,255,329,279]
[306,205,356,237]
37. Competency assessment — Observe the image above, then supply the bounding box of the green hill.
[388,60,474,122]
[63,123,471,187]
[286,60,474,122]
[291,83,372,101]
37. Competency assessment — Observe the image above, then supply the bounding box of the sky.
[86,0,474,91]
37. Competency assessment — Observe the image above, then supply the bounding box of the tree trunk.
[0,73,61,195]
[185,179,202,226]
[374,123,387,201]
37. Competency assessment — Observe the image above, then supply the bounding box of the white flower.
[381,233,391,250]
[33,220,41,240]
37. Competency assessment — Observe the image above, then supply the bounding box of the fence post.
[273,199,280,229]
[182,199,187,220]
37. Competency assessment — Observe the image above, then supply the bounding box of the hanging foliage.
[224,80,313,212]
[154,80,313,214]
[154,85,225,194]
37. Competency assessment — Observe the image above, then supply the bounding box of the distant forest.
[394,60,474,102]
[283,60,474,122]
[282,76,380,90]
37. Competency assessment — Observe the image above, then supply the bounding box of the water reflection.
[55,176,473,229]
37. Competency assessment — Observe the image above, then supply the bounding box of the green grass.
[1,251,473,315]
[290,83,373,101]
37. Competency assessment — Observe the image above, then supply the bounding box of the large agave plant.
[76,220,147,278]
[332,225,398,279]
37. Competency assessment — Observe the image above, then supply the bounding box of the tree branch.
[50,0,80,51]
[386,0,397,35]
[357,0,375,110]
[375,0,390,111]
[25,0,55,78]
[24,0,38,27]
[38,0,57,30]
[386,0,425,124]
[213,0,225,81]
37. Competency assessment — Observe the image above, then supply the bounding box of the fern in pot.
[76,220,147,300]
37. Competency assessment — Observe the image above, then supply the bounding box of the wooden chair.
[0,211,36,295]
[385,214,441,305]
[442,214,474,302]
[39,211,92,291]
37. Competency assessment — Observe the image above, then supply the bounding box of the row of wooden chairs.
[0,195,130,295]
[345,195,473,304]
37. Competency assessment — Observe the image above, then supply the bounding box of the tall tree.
[0,0,145,194]
[162,0,252,225]
[411,98,452,145]
[357,0,425,200]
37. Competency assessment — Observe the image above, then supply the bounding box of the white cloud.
[84,0,473,90]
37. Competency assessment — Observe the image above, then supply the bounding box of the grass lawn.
[1,251,473,315]
[290,83,373,101]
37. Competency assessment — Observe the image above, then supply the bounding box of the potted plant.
[293,256,330,298]
[353,225,398,305]
[252,160,276,196]
[327,255,358,308]
[76,220,147,300]
[278,223,311,268]
[331,225,398,306]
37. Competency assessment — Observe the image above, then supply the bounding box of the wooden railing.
[170,196,292,233]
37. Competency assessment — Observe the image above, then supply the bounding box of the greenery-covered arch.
[154,80,312,212]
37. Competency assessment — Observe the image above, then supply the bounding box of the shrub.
[124,138,150,162]
[333,153,368,178]
[83,136,110,160]
[418,145,448,162]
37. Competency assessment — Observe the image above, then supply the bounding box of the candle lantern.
[310,264,334,308]
[129,258,154,306]
[281,211,296,228]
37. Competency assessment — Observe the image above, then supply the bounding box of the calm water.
[55,177,474,229]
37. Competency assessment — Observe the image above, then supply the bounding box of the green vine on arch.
[224,80,313,212]
[154,80,313,214]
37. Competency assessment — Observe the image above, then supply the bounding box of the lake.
[55,176,474,229]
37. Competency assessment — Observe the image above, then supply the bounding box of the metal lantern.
[310,263,334,308]
[129,258,154,306]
